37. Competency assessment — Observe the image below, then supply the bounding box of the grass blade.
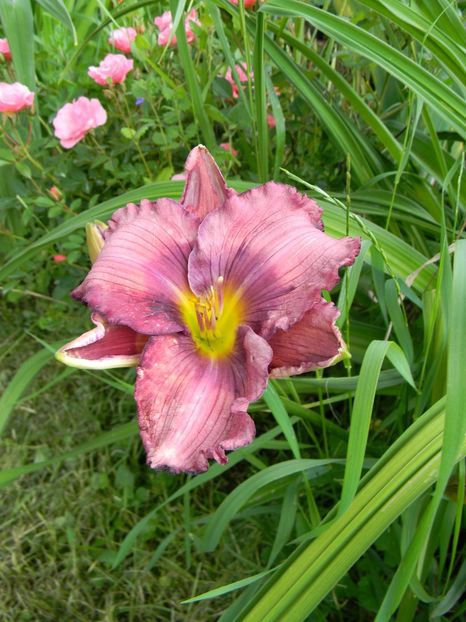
[0,343,62,436]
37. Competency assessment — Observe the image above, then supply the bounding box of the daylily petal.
[56,313,148,369]
[181,145,230,219]
[268,300,346,377]
[73,199,198,335]
[189,182,360,338]
[135,326,272,473]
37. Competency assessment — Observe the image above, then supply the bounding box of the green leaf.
[170,0,215,149]
[267,20,403,165]
[385,279,414,365]
[167,0,188,48]
[356,0,466,87]
[266,74,286,180]
[263,0,466,137]
[337,239,371,328]
[339,340,415,515]
[264,383,301,460]
[206,0,252,122]
[235,400,465,622]
[263,33,377,184]
[267,477,301,566]
[201,459,342,553]
[375,240,466,621]
[35,0,77,45]
[121,127,136,140]
[15,161,32,179]
[0,0,35,90]
[182,568,277,604]
[444,239,466,468]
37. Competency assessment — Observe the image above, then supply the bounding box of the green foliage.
[1,0,465,620]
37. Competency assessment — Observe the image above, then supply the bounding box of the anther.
[195,306,205,332]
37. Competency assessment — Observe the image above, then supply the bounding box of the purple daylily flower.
[56,146,360,473]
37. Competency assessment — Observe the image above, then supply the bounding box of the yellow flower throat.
[179,277,243,358]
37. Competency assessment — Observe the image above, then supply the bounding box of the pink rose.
[225,63,253,98]
[53,97,107,149]
[0,82,34,113]
[220,142,238,157]
[154,9,199,47]
[0,38,11,61]
[230,0,257,7]
[108,27,137,54]
[154,11,172,32]
[184,9,200,44]
[88,54,134,86]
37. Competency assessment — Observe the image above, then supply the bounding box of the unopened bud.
[86,221,108,263]
[49,186,62,201]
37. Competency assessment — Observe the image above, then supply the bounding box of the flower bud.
[86,221,108,263]
[49,186,62,201]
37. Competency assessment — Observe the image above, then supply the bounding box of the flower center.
[179,277,243,358]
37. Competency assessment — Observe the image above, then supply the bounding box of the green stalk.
[253,11,268,182]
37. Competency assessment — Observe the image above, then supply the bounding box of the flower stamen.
[179,276,243,358]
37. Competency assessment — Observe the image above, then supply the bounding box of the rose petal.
[56,313,147,369]
[135,326,272,473]
[181,145,230,219]
[189,182,360,338]
[268,300,346,377]
[73,199,198,335]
